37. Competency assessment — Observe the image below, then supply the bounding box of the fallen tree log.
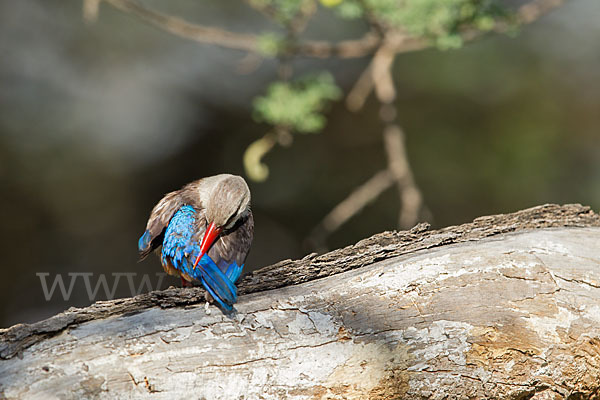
[1,204,599,399]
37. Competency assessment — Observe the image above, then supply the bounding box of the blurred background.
[0,0,598,327]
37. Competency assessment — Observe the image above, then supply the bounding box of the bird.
[138,174,253,310]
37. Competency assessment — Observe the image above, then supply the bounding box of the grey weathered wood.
[1,204,600,399]
[1,203,597,361]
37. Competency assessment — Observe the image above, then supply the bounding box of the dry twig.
[309,36,424,250]
[383,124,422,228]
[102,0,258,52]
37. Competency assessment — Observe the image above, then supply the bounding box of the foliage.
[249,0,315,23]
[253,0,508,49]
[334,0,507,49]
[245,73,340,181]
[257,33,286,57]
[244,0,513,180]
[252,73,342,133]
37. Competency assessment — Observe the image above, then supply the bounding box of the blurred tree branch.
[84,0,568,251]
[88,0,566,58]
[308,37,423,251]
[100,0,258,51]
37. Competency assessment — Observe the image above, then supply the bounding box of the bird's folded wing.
[210,213,254,279]
[138,191,184,259]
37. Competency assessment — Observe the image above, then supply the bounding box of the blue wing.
[156,205,239,310]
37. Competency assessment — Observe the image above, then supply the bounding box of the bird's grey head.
[205,175,251,231]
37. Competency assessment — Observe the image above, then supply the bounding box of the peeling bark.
[1,204,600,399]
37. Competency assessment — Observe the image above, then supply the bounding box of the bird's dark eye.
[225,213,237,229]
[225,199,245,229]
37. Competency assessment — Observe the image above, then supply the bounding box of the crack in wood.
[553,274,600,289]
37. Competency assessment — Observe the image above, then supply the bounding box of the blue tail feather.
[224,262,243,283]
[196,255,237,306]
[200,276,233,311]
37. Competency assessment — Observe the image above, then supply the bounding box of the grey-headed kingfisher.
[138,174,254,310]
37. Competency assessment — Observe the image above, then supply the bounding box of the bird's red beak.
[193,222,222,269]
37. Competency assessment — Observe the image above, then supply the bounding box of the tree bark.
[1,204,600,399]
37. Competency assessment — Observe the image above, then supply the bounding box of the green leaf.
[475,15,495,31]
[253,73,342,133]
[436,34,463,50]
[250,0,314,23]
[334,0,363,19]
[257,33,285,57]
[359,0,509,50]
